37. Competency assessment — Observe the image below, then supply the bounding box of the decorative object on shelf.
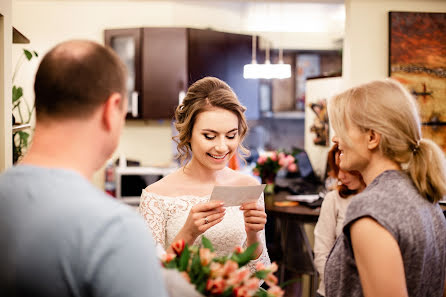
[161,237,283,297]
[253,151,297,193]
[389,11,446,153]
[308,98,329,146]
[13,48,38,163]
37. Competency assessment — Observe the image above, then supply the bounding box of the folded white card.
[209,184,266,207]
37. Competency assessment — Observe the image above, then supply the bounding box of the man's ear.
[102,93,124,131]
[367,130,380,150]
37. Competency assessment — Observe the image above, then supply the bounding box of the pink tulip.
[244,277,260,291]
[270,151,278,161]
[161,253,176,264]
[278,152,286,160]
[234,246,244,254]
[206,277,226,295]
[288,163,297,172]
[222,260,238,276]
[210,262,225,278]
[181,272,190,282]
[255,262,266,271]
[233,286,250,297]
[252,168,260,176]
[279,157,287,167]
[171,239,185,255]
[268,262,279,273]
[267,285,285,297]
[257,156,267,165]
[227,268,250,287]
[265,272,278,287]
[199,248,214,266]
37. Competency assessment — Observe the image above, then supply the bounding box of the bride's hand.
[182,201,226,241]
[240,202,267,241]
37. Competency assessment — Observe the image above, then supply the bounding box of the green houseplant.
[12,48,38,163]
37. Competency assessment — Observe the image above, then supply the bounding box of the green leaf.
[164,260,178,269]
[235,242,258,267]
[12,86,23,103]
[201,236,214,252]
[190,252,201,281]
[179,244,190,272]
[33,51,39,57]
[279,277,301,289]
[196,281,206,294]
[23,49,32,61]
[18,131,29,148]
[221,287,234,297]
[254,270,269,279]
[253,287,269,297]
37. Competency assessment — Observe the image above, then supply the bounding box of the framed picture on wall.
[388,11,446,151]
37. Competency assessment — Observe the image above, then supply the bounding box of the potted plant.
[12,48,38,163]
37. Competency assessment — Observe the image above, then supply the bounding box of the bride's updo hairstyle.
[174,77,250,165]
[328,79,446,203]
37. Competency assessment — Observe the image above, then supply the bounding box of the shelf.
[262,111,305,120]
[12,123,31,132]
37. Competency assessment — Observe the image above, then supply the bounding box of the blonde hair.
[173,77,250,165]
[328,79,446,203]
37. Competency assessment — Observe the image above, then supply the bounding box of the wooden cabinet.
[105,27,259,120]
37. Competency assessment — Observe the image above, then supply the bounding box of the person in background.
[325,79,446,297]
[314,144,366,297]
[139,77,271,272]
[0,40,167,297]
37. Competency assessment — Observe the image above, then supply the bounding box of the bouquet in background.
[253,151,297,184]
[161,237,283,297]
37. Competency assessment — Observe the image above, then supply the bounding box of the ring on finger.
[204,217,209,224]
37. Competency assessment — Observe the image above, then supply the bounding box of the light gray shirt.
[314,190,353,296]
[325,170,446,297]
[0,165,168,297]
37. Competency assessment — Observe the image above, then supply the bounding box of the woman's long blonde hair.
[328,79,446,203]
[173,77,250,165]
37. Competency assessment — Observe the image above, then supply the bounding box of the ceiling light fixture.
[243,34,260,79]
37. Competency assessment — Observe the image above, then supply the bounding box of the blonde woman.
[138,77,270,272]
[324,79,446,297]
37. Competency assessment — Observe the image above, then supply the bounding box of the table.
[265,192,320,297]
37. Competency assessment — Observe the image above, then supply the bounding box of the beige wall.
[0,0,12,171]
[343,0,446,88]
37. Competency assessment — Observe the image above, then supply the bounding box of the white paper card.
[209,184,266,207]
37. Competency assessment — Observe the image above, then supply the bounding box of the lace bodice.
[138,190,271,272]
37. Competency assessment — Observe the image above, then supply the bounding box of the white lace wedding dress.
[139,190,271,272]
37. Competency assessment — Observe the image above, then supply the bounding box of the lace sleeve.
[138,190,166,247]
[246,193,271,274]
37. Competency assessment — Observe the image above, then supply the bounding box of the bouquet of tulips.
[253,151,297,184]
[161,237,284,297]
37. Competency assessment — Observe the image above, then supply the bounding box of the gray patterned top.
[325,170,446,297]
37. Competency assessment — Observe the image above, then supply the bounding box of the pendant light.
[243,34,260,79]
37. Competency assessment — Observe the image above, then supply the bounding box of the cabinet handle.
[131,91,139,117]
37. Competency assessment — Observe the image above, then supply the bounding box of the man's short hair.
[34,40,127,119]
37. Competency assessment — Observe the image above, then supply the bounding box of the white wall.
[0,0,12,171]
[343,0,446,88]
[305,77,342,179]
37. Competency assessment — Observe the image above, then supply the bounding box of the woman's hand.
[174,201,226,248]
[240,202,267,259]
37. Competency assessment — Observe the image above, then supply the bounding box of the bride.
[138,77,270,271]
